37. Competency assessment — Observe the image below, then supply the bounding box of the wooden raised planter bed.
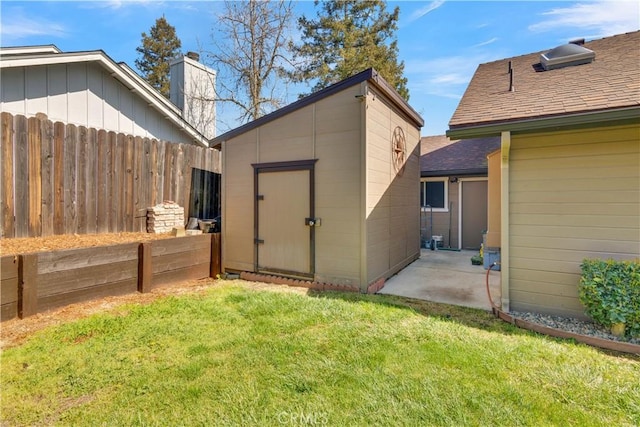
[1,233,221,322]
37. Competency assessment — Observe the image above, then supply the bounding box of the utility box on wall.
[484,249,501,271]
[212,69,424,292]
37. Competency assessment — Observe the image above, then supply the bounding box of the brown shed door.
[462,180,488,250]
[257,170,312,277]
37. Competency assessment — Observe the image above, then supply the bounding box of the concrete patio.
[378,249,501,311]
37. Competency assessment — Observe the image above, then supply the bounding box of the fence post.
[138,242,152,293]
[18,254,38,318]
[210,233,221,278]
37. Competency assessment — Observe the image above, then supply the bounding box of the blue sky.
[1,1,639,136]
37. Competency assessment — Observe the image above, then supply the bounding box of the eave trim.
[421,168,487,177]
[446,107,640,139]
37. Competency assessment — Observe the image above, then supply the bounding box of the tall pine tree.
[135,16,182,98]
[291,0,409,100]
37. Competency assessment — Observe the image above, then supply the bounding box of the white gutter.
[447,106,640,140]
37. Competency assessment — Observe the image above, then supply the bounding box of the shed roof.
[0,45,210,147]
[420,135,500,177]
[210,68,423,148]
[448,31,640,137]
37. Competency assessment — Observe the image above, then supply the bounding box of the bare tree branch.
[203,0,295,124]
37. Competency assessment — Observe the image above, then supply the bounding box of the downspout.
[457,181,462,250]
[500,131,511,312]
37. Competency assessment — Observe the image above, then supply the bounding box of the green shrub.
[579,259,640,338]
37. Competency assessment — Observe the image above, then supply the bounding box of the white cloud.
[405,57,471,99]
[406,52,502,99]
[409,75,464,99]
[406,0,445,24]
[100,1,126,9]
[529,1,640,37]
[472,37,498,48]
[429,72,469,86]
[406,55,483,80]
[80,0,159,10]
[0,15,67,40]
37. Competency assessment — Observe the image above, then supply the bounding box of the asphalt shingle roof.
[420,135,500,177]
[449,31,640,129]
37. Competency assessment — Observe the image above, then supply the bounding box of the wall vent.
[540,43,595,71]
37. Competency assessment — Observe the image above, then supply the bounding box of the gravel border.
[511,311,639,345]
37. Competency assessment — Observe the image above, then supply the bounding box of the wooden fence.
[0,112,221,238]
[0,233,221,321]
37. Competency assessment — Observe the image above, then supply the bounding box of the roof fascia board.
[1,51,209,147]
[421,168,487,177]
[116,62,184,113]
[0,45,62,55]
[0,52,105,67]
[447,107,640,139]
[366,73,423,128]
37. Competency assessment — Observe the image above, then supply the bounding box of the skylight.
[540,43,595,71]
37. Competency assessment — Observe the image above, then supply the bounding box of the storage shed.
[211,69,424,292]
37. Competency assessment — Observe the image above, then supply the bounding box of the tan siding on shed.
[258,106,313,163]
[222,130,258,272]
[366,89,392,282]
[509,123,640,318]
[366,87,420,284]
[222,87,363,285]
[313,87,362,286]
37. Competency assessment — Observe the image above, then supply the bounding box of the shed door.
[461,180,488,250]
[257,170,312,277]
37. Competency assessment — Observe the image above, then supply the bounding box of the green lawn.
[1,280,639,426]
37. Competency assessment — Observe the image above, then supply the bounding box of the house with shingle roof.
[419,135,499,249]
[447,31,640,318]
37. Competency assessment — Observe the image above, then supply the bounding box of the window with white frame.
[420,178,448,211]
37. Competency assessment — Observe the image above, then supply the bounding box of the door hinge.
[257,195,264,200]
[255,238,264,244]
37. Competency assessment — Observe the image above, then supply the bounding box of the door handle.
[305,218,321,227]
